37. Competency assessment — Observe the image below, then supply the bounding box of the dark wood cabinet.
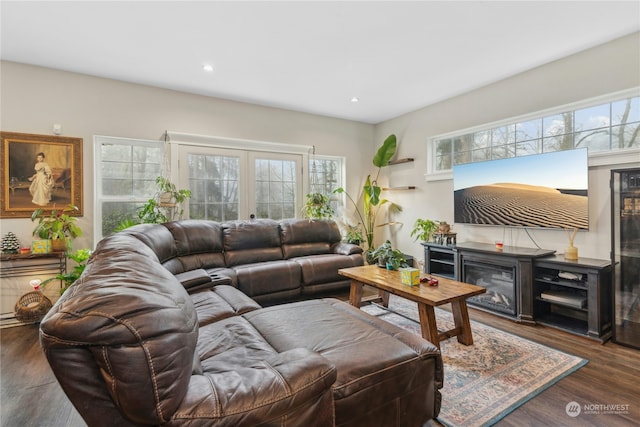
[421,242,457,280]
[533,255,612,342]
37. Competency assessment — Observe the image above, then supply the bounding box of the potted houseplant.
[302,192,334,219]
[370,240,407,270]
[39,248,92,295]
[333,134,401,250]
[31,204,82,252]
[410,218,439,243]
[116,177,192,230]
[386,249,407,271]
[344,224,364,246]
[155,176,192,220]
[370,240,393,267]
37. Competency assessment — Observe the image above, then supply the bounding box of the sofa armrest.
[175,269,213,293]
[171,348,337,425]
[331,242,364,255]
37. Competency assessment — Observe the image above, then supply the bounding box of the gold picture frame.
[1,132,83,218]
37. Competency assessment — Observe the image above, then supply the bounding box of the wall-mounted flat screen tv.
[453,148,589,230]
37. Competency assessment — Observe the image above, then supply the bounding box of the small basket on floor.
[14,291,53,323]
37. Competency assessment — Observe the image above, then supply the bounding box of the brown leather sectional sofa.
[39,218,443,426]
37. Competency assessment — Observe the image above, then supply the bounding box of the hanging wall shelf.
[385,158,415,190]
[383,186,416,190]
[388,158,414,165]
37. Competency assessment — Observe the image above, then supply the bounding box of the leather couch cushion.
[190,285,261,327]
[293,254,364,285]
[283,242,331,259]
[243,298,443,426]
[280,219,342,258]
[223,219,283,266]
[233,260,301,297]
[121,223,183,273]
[184,315,337,426]
[280,219,342,244]
[164,220,226,270]
[175,269,211,291]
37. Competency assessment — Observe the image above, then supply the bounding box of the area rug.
[361,296,588,427]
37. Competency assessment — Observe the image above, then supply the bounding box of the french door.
[178,145,303,221]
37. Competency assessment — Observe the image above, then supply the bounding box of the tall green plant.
[333,134,401,250]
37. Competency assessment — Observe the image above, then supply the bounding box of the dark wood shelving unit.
[421,242,458,280]
[533,255,612,342]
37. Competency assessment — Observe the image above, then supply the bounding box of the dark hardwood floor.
[1,294,639,427]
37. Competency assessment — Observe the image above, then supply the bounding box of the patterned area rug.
[362,295,588,427]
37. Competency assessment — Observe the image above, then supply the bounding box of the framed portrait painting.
[1,132,83,218]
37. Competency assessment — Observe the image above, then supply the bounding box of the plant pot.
[158,192,174,205]
[51,238,68,252]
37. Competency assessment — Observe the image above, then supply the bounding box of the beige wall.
[1,31,639,273]
[0,61,374,251]
[374,32,640,262]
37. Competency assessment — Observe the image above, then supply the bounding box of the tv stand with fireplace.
[421,241,612,341]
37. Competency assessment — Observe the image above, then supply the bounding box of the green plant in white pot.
[302,192,334,219]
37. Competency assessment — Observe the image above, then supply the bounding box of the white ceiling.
[2,1,639,124]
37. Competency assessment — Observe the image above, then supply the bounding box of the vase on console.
[564,228,578,260]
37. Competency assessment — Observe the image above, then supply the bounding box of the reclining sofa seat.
[125,218,364,304]
[39,219,443,426]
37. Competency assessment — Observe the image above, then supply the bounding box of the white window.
[178,145,304,221]
[94,136,163,241]
[95,133,346,240]
[429,91,640,176]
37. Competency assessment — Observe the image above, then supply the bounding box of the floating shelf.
[382,186,416,190]
[388,158,414,165]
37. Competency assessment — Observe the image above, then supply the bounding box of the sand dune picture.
[453,149,589,230]
[454,183,588,229]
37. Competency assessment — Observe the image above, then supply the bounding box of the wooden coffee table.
[339,265,486,349]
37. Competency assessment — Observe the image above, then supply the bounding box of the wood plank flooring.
[1,297,639,426]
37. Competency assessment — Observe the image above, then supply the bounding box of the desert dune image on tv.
[453,149,588,230]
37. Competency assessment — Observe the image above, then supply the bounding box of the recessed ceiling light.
[351,97,359,103]
[203,64,214,72]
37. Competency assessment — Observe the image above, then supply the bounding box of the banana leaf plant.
[333,134,401,250]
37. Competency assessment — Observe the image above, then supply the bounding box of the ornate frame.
[1,132,83,218]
